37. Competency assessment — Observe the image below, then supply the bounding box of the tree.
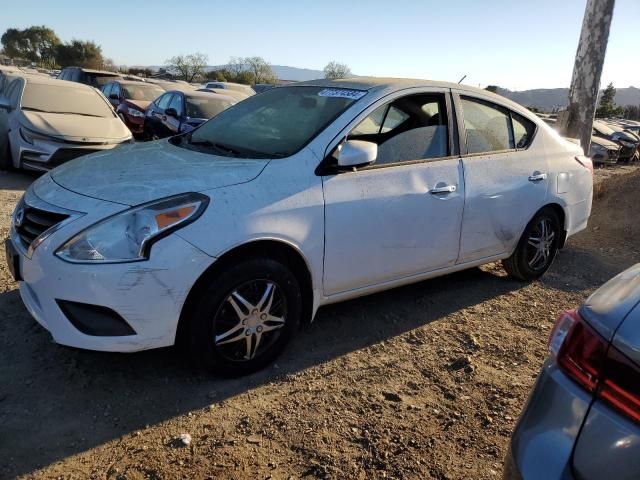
[223,56,277,85]
[165,53,208,83]
[244,56,277,84]
[1,26,60,67]
[595,83,624,118]
[623,105,640,121]
[323,61,351,80]
[484,85,499,93]
[56,40,103,69]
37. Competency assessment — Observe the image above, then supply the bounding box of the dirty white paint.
[12,79,594,353]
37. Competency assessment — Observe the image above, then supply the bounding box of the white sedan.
[0,75,132,171]
[5,78,593,376]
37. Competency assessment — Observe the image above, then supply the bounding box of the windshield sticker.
[318,88,366,100]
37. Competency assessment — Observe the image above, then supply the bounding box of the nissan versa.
[5,79,593,376]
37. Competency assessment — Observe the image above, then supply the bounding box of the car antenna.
[457,75,467,84]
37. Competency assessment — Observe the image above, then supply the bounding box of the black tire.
[187,257,301,376]
[0,139,13,171]
[502,208,561,281]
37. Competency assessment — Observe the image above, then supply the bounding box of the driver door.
[322,91,464,295]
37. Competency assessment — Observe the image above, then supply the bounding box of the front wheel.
[187,258,302,376]
[502,209,561,281]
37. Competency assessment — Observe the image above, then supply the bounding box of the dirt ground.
[1,165,639,480]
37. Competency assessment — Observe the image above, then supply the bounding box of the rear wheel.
[502,208,561,281]
[187,258,301,376]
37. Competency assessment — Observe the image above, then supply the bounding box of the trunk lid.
[579,264,640,341]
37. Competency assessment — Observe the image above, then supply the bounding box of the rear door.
[454,92,548,263]
[322,90,465,295]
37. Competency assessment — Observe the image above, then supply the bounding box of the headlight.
[19,127,36,144]
[127,107,145,118]
[55,193,209,263]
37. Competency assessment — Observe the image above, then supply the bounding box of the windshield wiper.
[186,137,241,157]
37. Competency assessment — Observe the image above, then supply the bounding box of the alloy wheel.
[213,280,287,361]
[526,218,555,270]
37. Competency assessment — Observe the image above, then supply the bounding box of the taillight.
[550,310,640,424]
[575,155,594,175]
[550,310,607,392]
[600,347,640,423]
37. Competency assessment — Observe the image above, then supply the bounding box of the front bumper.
[10,183,214,352]
[14,134,129,171]
[505,360,593,480]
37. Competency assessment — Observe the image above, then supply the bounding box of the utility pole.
[563,0,615,155]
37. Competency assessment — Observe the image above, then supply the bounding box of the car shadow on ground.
[1,265,525,478]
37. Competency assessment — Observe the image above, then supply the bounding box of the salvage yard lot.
[1,166,639,480]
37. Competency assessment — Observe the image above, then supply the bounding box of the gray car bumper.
[504,360,593,480]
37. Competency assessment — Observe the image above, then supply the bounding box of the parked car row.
[539,114,640,165]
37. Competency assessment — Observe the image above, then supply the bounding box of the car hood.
[50,140,269,205]
[21,110,131,142]
[125,99,151,111]
[580,264,640,340]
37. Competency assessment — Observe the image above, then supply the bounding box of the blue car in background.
[143,89,235,140]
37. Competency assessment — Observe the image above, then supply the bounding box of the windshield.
[186,96,234,119]
[122,84,164,101]
[21,83,114,118]
[185,86,364,158]
[86,73,121,88]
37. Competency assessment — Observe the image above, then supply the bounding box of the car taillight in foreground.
[549,309,640,424]
[575,155,594,175]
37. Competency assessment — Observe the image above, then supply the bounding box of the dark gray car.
[505,264,640,479]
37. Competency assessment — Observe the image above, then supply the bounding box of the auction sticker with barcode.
[318,88,367,100]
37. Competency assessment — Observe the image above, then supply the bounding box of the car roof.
[113,80,161,87]
[167,89,235,101]
[63,67,121,75]
[21,74,96,91]
[293,77,530,113]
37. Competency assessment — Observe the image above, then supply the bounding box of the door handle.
[429,185,457,194]
[528,173,548,182]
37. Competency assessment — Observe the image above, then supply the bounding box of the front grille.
[15,203,69,250]
[609,149,619,160]
[48,148,98,168]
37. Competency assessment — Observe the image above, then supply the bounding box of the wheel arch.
[541,202,567,248]
[175,238,315,346]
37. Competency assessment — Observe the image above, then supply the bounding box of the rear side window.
[461,97,514,154]
[348,93,449,165]
[512,112,536,149]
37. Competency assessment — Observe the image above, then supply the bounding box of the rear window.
[21,83,114,118]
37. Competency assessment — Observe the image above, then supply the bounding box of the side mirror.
[109,93,119,100]
[165,107,178,118]
[0,96,11,112]
[336,140,377,168]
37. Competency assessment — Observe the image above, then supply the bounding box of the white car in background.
[5,78,593,376]
[0,75,131,171]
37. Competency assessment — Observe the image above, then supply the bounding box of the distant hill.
[496,86,640,112]
[143,64,325,82]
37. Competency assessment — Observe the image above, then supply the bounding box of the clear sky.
[1,0,638,91]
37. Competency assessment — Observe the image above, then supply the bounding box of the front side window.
[461,97,514,154]
[102,83,113,97]
[168,94,183,115]
[348,93,449,165]
[156,93,173,110]
[21,83,114,118]
[184,86,363,158]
